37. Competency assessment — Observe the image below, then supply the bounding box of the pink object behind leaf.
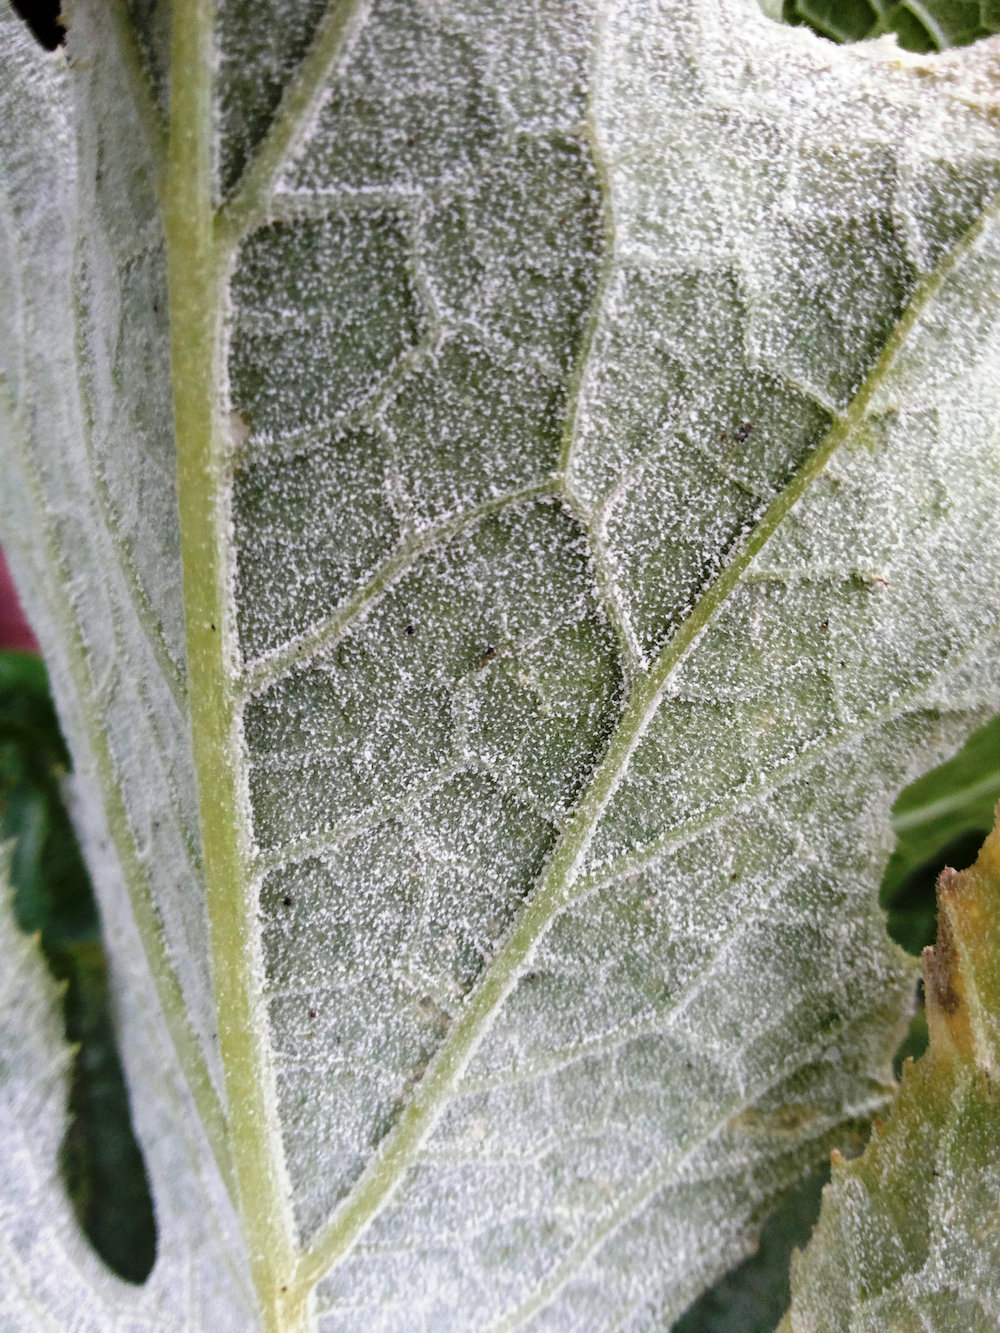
[0,548,39,653]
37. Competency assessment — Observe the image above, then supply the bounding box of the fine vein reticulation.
[160,0,1000,1327]
[4,0,1000,1328]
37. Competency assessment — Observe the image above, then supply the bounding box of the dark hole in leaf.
[883,828,988,957]
[673,1170,828,1332]
[0,650,157,1284]
[9,0,64,50]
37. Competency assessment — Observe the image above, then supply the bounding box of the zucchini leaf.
[1,0,1000,1327]
[777,0,1000,55]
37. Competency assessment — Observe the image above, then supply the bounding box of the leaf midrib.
[162,0,1000,1324]
[167,2,303,1330]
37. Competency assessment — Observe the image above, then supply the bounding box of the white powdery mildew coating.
[786,1084,1000,1329]
[567,0,1000,661]
[3,0,1000,1324]
[0,7,256,1325]
[243,499,623,1234]
[227,0,618,1244]
[240,3,1000,1330]
[0,1,220,1090]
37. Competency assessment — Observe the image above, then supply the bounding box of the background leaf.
[673,1170,828,1333]
[775,0,1000,53]
[883,714,1000,954]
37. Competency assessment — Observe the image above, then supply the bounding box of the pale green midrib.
[0,384,234,1199]
[291,187,1000,1303]
[238,479,557,697]
[215,0,368,249]
[893,770,1000,831]
[166,2,300,1330]
[1,23,228,1191]
[159,0,1000,1308]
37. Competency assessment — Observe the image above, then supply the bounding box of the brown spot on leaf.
[925,889,961,1018]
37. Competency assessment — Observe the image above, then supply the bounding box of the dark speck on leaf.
[405,623,415,636]
[282,895,292,907]
[736,420,753,443]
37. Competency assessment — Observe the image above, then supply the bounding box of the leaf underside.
[0,849,254,1329]
[1,0,1000,1329]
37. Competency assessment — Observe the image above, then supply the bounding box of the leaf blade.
[4,0,1000,1327]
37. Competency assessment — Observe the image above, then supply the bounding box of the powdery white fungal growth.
[1,0,999,1327]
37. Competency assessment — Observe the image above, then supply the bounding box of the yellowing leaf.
[782,813,1000,1331]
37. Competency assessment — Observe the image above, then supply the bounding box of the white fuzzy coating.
[2,0,1000,1327]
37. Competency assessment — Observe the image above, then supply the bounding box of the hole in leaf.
[766,0,1000,51]
[0,649,157,1284]
[9,0,64,49]
[882,828,989,956]
[673,1169,828,1332]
